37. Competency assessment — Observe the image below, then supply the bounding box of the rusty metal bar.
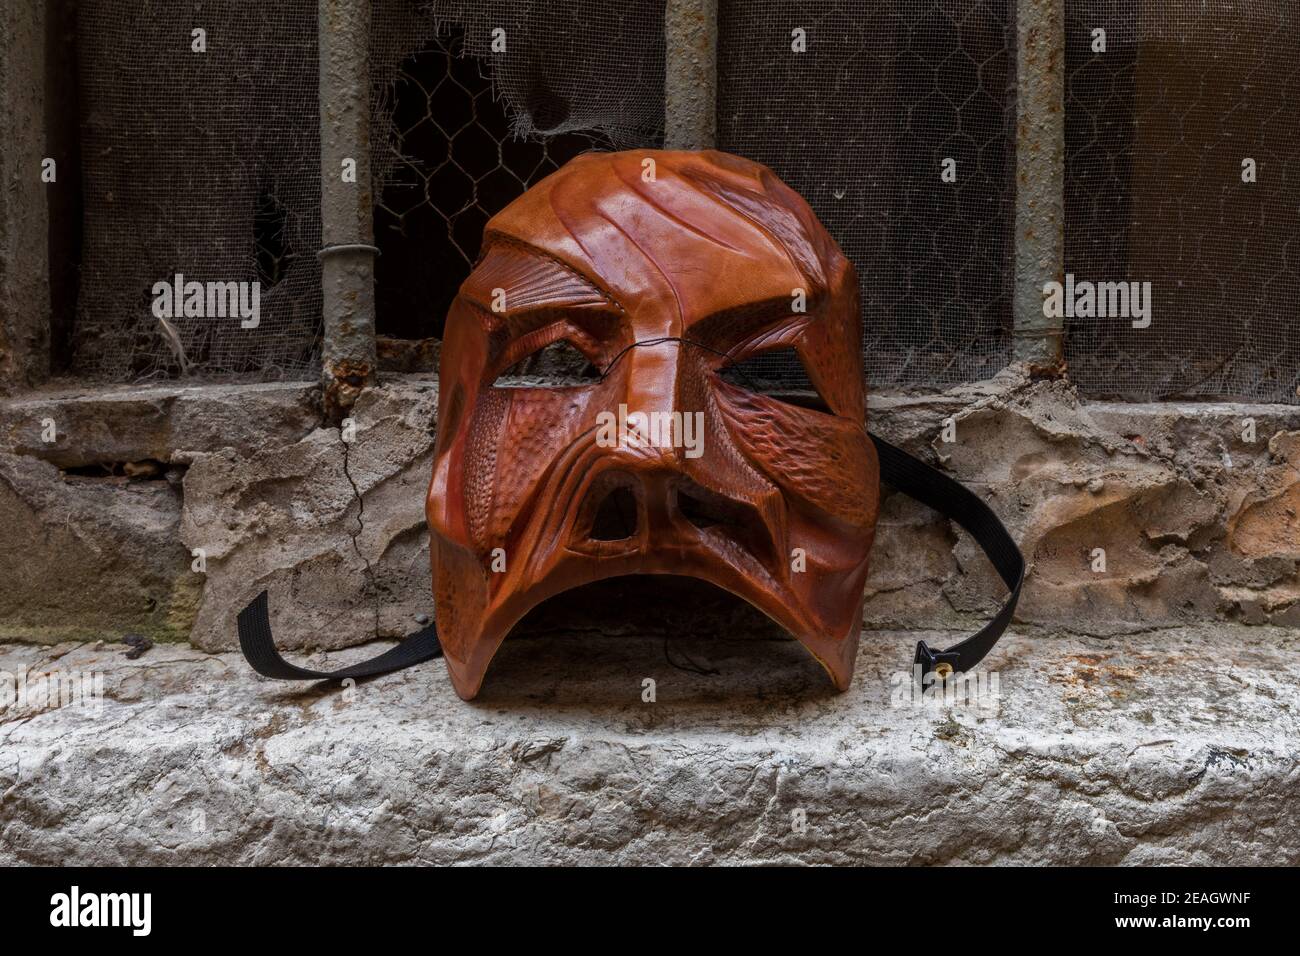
[318,0,377,420]
[0,0,50,392]
[664,0,718,149]
[1012,0,1065,370]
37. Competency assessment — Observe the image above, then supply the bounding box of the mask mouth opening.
[509,575,789,644]
[475,575,846,701]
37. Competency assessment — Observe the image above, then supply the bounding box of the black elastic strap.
[236,434,1022,683]
[870,433,1024,675]
[236,591,442,681]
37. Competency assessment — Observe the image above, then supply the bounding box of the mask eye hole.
[494,339,603,388]
[718,346,828,412]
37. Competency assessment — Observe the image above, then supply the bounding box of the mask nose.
[568,337,776,563]
[572,463,776,569]
[587,482,639,542]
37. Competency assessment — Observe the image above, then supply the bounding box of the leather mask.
[236,150,1022,701]
[427,150,878,700]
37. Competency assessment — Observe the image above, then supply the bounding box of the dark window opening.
[46,0,83,374]
[717,0,1017,389]
[1062,10,1299,403]
[253,187,293,290]
[372,28,612,345]
[67,0,323,383]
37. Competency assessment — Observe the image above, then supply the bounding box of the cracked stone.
[3,369,1299,649]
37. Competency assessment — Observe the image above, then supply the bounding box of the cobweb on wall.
[72,0,322,382]
[369,1,666,341]
[69,0,666,381]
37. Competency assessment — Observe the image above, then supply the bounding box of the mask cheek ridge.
[431,535,496,699]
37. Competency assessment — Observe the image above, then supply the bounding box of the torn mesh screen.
[72,0,322,381]
[369,1,666,340]
[1065,1,1300,404]
[717,0,1017,391]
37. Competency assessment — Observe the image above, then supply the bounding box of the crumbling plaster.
[1,366,1296,650]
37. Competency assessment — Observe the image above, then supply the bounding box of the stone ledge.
[0,378,321,468]
[1,623,1295,865]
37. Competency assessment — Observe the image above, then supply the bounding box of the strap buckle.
[914,640,961,679]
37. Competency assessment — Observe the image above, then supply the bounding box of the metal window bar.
[44,1,1293,404]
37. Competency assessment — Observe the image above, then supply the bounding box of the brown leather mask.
[426,150,877,699]
[236,151,1021,700]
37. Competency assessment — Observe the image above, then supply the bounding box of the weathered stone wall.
[3,369,1295,866]
[1,367,1296,650]
[866,370,1300,636]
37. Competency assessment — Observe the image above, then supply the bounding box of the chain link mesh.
[1065,1,1300,404]
[66,1,1293,401]
[369,1,665,340]
[717,0,1018,390]
[72,0,322,382]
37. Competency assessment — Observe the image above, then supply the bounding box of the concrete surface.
[1,622,1295,865]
